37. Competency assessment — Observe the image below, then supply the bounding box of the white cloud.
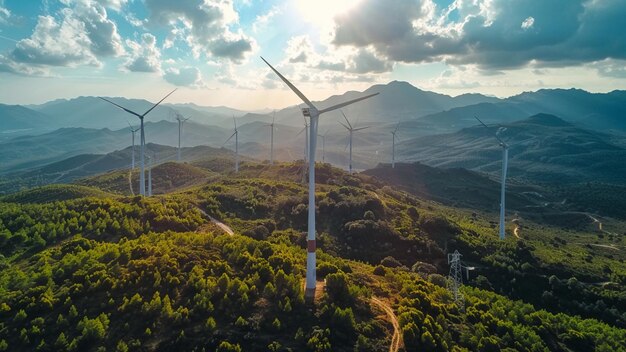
[163,66,204,87]
[8,0,124,69]
[521,16,535,30]
[0,2,10,25]
[144,0,256,63]
[10,15,100,66]
[124,33,161,72]
[252,6,280,33]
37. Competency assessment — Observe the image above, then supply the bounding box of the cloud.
[0,2,10,25]
[332,0,626,70]
[7,0,123,69]
[252,6,280,33]
[124,33,161,72]
[163,66,204,87]
[10,15,99,66]
[144,0,255,63]
[521,16,534,30]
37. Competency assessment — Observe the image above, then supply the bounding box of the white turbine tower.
[224,117,239,173]
[339,111,370,174]
[100,89,176,196]
[127,122,139,169]
[176,114,190,162]
[318,129,329,163]
[147,153,153,197]
[261,57,378,299]
[266,111,276,165]
[391,122,399,168]
[476,116,509,240]
[296,116,310,183]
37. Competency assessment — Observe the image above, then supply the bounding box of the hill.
[0,104,52,140]
[0,161,624,351]
[399,113,626,184]
[0,184,114,203]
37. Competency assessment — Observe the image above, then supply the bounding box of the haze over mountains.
[2,80,626,192]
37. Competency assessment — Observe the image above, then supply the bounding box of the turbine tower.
[476,116,509,240]
[100,89,176,196]
[128,122,139,169]
[296,117,310,183]
[147,153,153,197]
[176,114,190,162]
[266,111,276,165]
[224,117,239,173]
[339,111,370,174]
[318,129,329,163]
[391,122,399,168]
[261,57,378,299]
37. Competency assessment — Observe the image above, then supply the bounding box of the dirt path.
[370,297,403,352]
[195,207,234,236]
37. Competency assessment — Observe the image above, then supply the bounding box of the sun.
[295,0,362,27]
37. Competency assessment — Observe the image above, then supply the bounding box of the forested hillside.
[0,161,624,351]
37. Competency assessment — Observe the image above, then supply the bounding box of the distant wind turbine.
[296,116,310,183]
[339,111,370,174]
[147,152,153,197]
[391,122,400,168]
[224,117,239,173]
[318,129,329,163]
[476,116,509,240]
[127,121,139,169]
[176,114,190,162]
[261,56,378,299]
[99,89,176,196]
[266,111,276,165]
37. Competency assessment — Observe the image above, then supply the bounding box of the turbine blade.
[341,110,352,129]
[296,126,306,137]
[353,126,370,131]
[474,116,489,128]
[260,56,316,110]
[318,92,379,114]
[338,121,350,131]
[223,131,236,146]
[142,88,177,117]
[99,97,142,119]
[272,111,275,124]
[393,122,400,133]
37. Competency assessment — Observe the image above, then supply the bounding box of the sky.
[0,0,624,110]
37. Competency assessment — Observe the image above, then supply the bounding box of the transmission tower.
[448,250,466,311]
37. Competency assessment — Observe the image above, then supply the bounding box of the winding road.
[195,207,234,236]
[371,297,403,352]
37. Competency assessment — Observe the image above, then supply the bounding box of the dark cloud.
[332,0,626,70]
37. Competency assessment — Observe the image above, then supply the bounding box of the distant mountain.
[0,143,235,194]
[413,88,626,134]
[398,113,626,184]
[0,104,52,139]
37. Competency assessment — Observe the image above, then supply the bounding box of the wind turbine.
[99,89,176,196]
[146,152,153,197]
[261,56,378,299]
[127,121,139,169]
[266,111,276,165]
[391,122,399,168]
[296,116,310,183]
[224,117,239,173]
[318,129,329,163]
[475,116,509,240]
[175,114,190,162]
[339,111,370,174]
